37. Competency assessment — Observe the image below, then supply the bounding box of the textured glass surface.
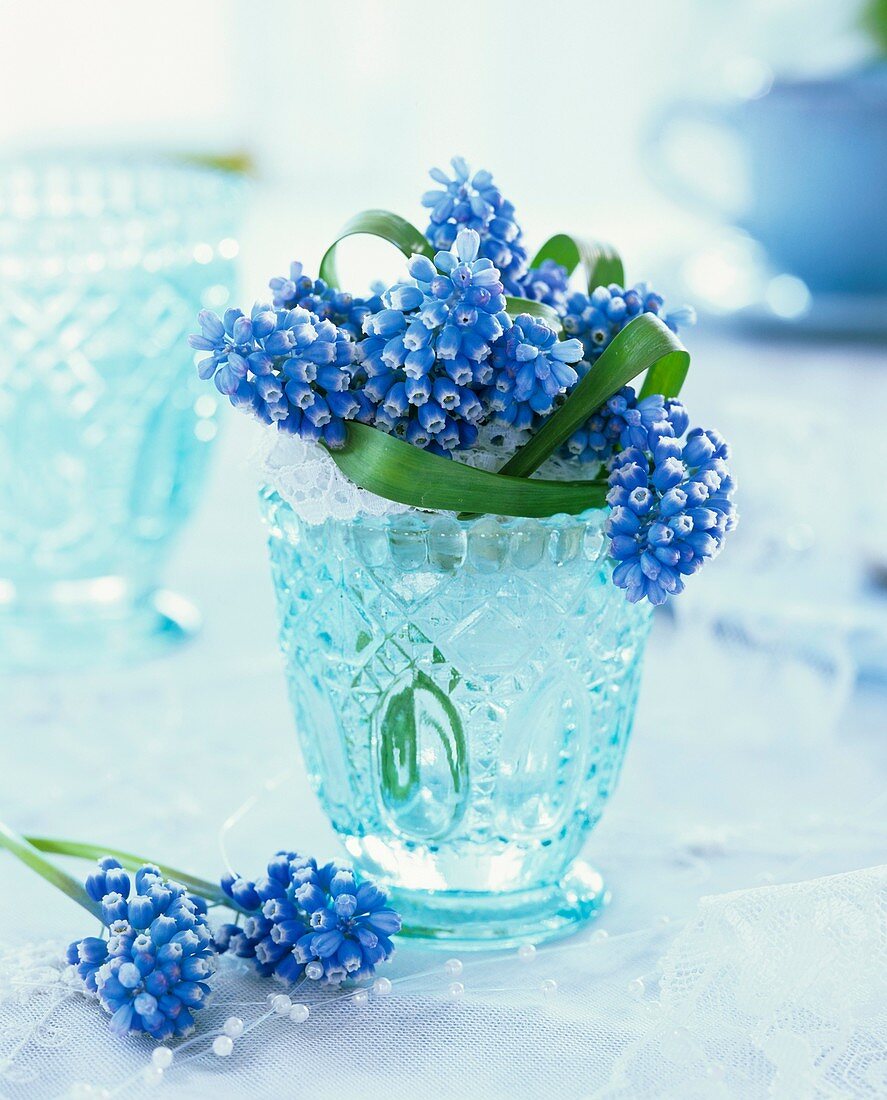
[263,491,652,941]
[0,159,241,666]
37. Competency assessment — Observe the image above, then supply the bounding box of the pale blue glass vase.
[0,158,241,668]
[262,490,653,948]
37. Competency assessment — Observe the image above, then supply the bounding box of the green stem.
[0,820,103,921]
[25,836,232,909]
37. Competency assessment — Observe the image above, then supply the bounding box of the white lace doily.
[256,432,409,525]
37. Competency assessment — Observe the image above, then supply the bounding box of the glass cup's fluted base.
[0,581,200,671]
[377,861,608,950]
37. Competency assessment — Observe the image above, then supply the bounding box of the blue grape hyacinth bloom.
[561,286,695,460]
[216,852,401,986]
[562,282,695,362]
[605,400,737,605]
[562,386,670,466]
[268,262,383,341]
[485,313,584,430]
[354,227,509,454]
[422,157,529,295]
[66,859,215,1041]
[518,259,571,311]
[189,304,359,448]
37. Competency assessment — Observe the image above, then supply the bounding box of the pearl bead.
[447,981,464,999]
[352,989,369,1007]
[590,929,609,943]
[517,943,537,962]
[289,1003,310,1024]
[143,1066,164,1088]
[305,960,324,981]
[271,994,292,1015]
[444,958,463,977]
[656,915,672,926]
[151,1047,173,1070]
[223,1016,244,1038]
[628,978,645,999]
[373,977,392,996]
[212,1035,233,1058]
[540,978,558,996]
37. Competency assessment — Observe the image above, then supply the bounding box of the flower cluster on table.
[189,157,737,605]
[65,854,401,1041]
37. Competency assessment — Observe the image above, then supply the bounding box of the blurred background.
[1,0,885,941]
[3,0,883,285]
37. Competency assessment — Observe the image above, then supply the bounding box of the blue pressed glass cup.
[0,157,242,668]
[262,491,652,949]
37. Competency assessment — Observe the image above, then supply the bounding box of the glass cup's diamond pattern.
[263,493,653,903]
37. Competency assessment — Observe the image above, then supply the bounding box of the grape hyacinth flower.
[355,227,510,454]
[562,386,670,466]
[485,313,584,431]
[216,852,401,986]
[563,282,696,362]
[605,400,737,605]
[518,259,571,311]
[422,157,529,295]
[189,303,359,448]
[268,262,383,341]
[66,859,216,1040]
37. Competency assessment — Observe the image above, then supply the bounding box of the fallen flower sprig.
[0,821,402,1041]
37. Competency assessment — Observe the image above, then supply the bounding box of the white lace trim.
[257,433,410,525]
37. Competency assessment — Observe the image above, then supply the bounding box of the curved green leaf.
[319,209,433,289]
[531,233,625,293]
[530,232,583,274]
[585,243,625,293]
[638,336,690,400]
[329,423,607,518]
[498,314,690,479]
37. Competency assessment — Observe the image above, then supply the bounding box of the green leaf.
[585,243,625,293]
[638,335,690,399]
[328,422,608,518]
[530,233,625,293]
[319,209,433,289]
[498,313,690,479]
[25,835,231,909]
[0,820,103,920]
[504,295,562,329]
